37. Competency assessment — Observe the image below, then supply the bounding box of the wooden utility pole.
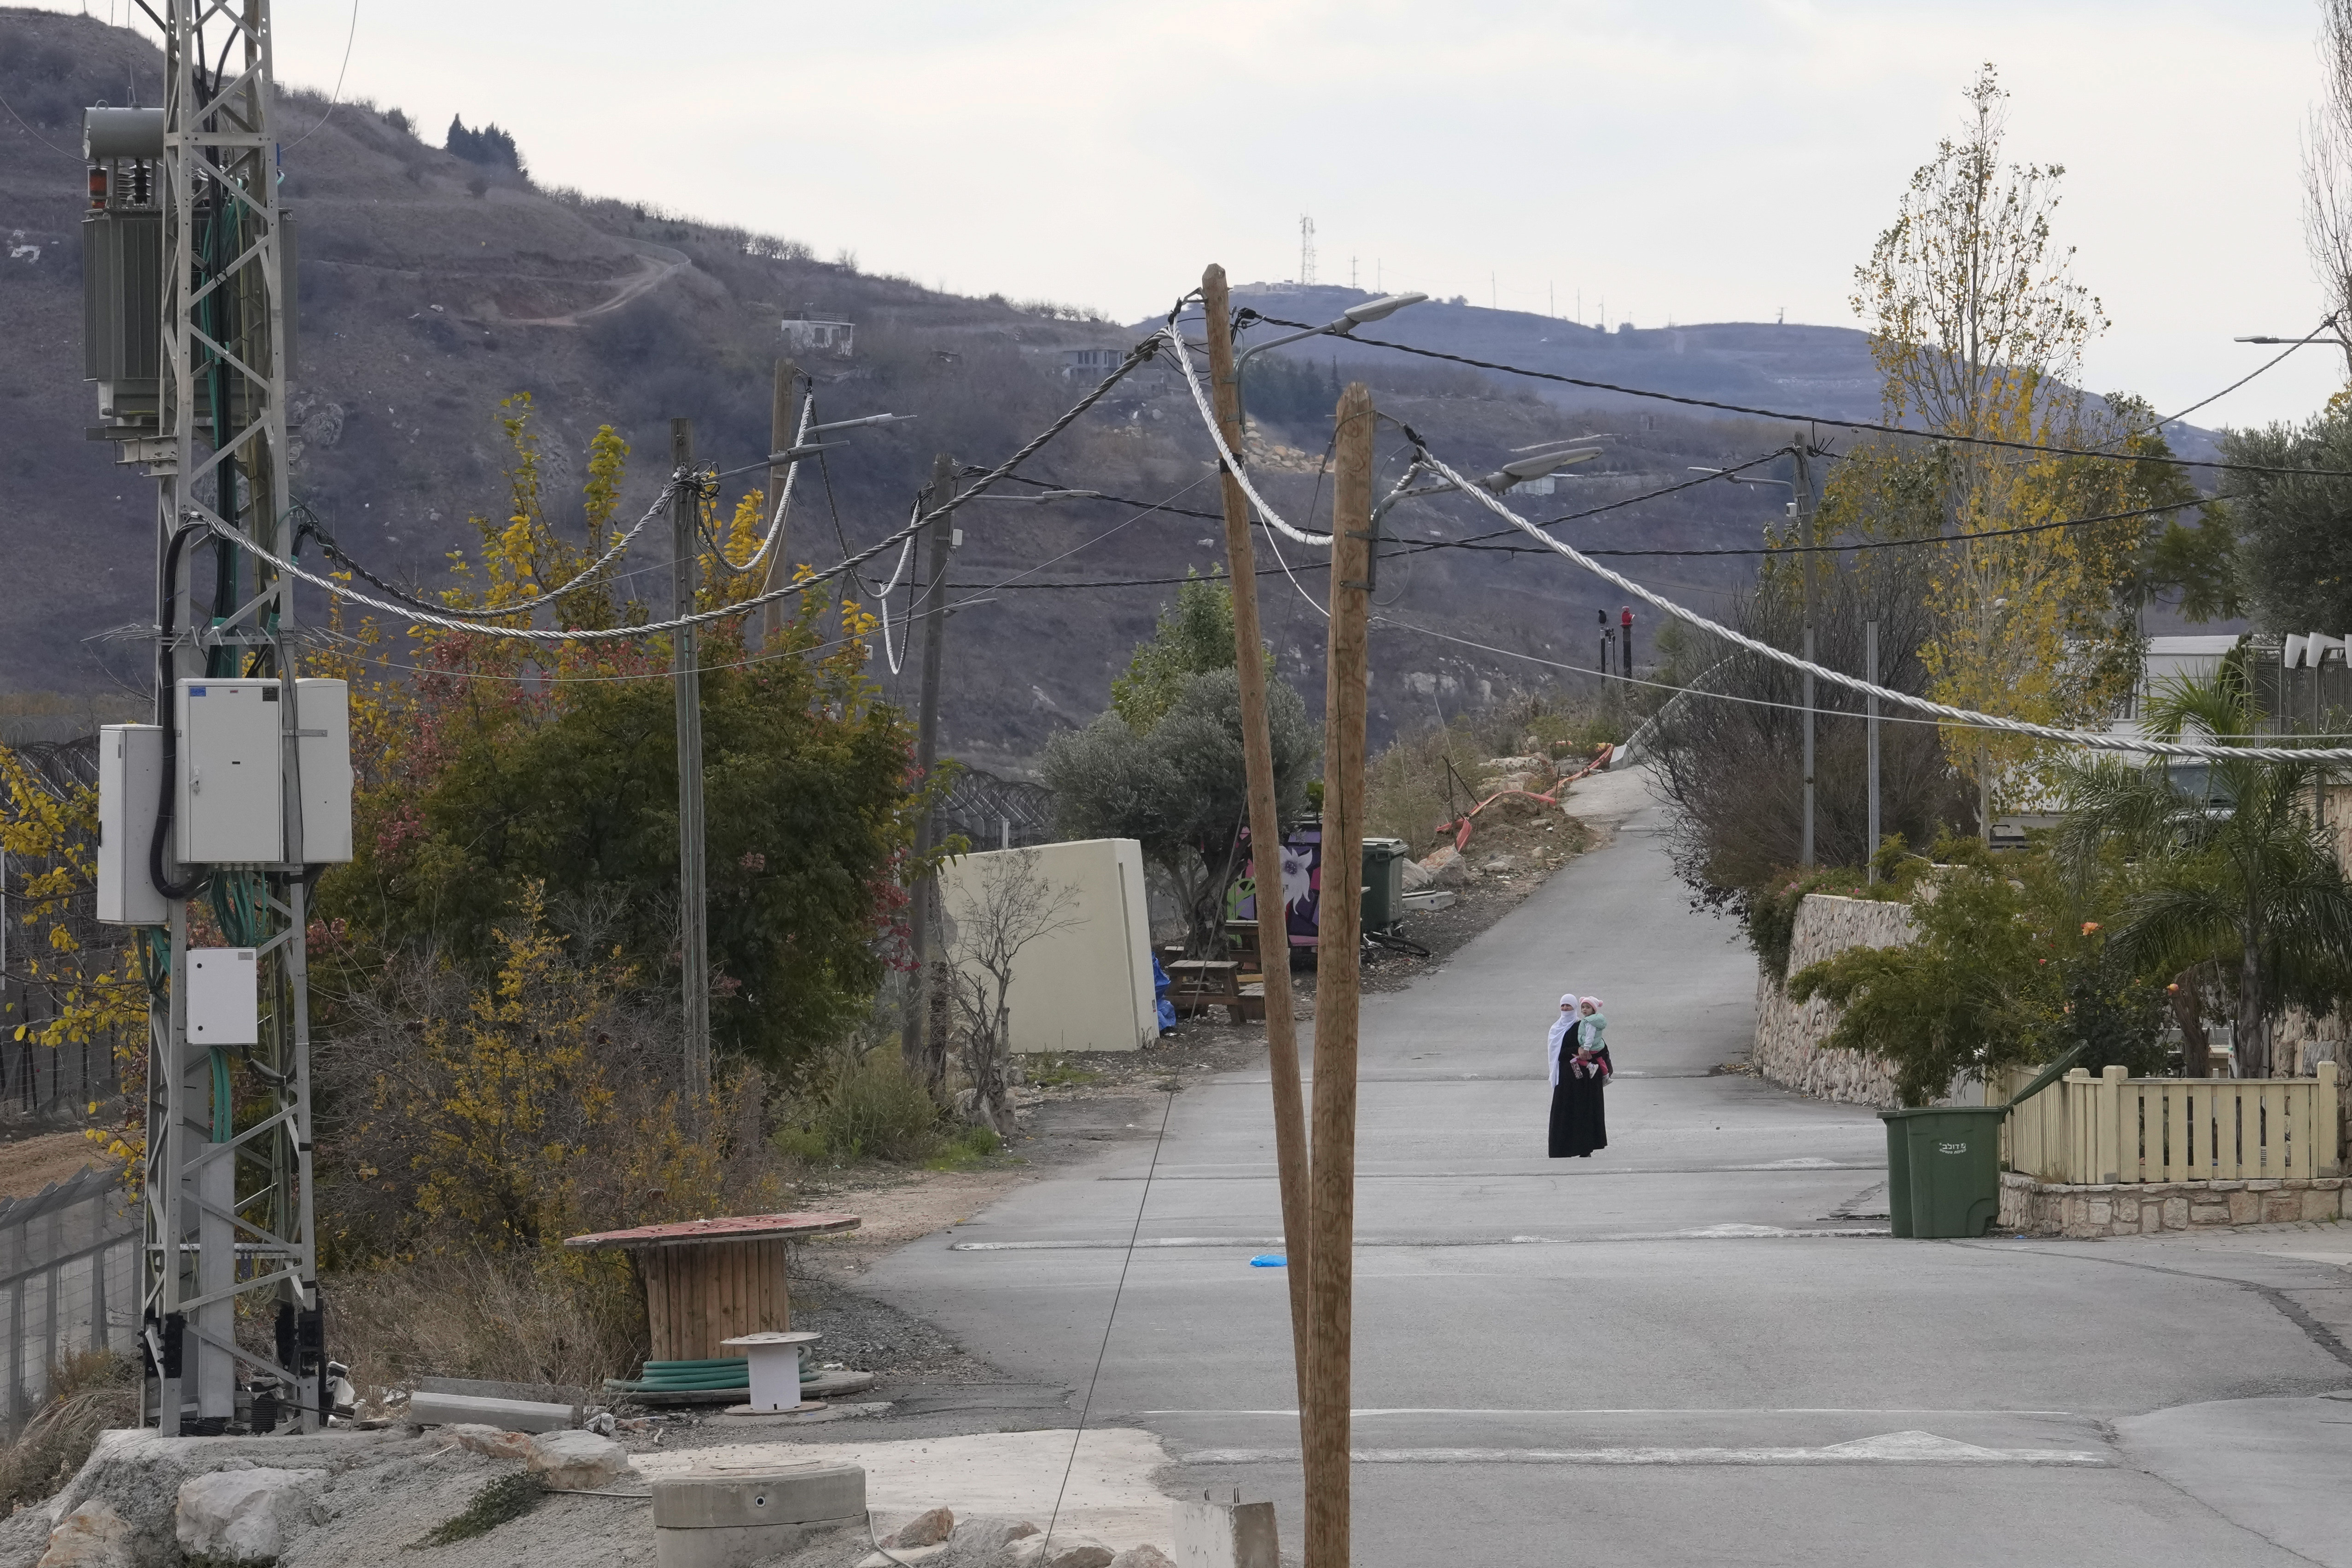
[671,418,712,1102]
[1866,619,1882,883]
[1306,382,1375,1568]
[1793,436,1817,869]
[900,453,959,1086]
[757,357,803,648]
[1200,265,1316,1423]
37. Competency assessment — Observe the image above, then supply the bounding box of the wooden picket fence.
[2004,1063,2342,1185]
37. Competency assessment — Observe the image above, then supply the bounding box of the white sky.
[41,0,2350,427]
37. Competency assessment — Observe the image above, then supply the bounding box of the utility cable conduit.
[1407,445,2352,766]
[292,475,685,623]
[201,338,1161,644]
[1164,325,1334,548]
[706,394,817,577]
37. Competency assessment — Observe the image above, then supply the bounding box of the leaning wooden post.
[1305,381,1374,1568]
[1200,265,1316,1428]
[756,356,803,649]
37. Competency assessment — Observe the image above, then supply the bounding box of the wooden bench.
[1168,958,1268,1024]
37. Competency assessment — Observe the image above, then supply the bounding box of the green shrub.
[413,1472,544,1548]
[925,1125,1004,1171]
[774,1049,946,1165]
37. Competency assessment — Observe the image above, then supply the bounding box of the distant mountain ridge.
[0,8,2213,764]
[1183,283,2224,464]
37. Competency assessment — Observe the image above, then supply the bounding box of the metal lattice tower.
[1299,214,1316,286]
[132,0,321,1434]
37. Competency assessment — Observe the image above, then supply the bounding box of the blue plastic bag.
[1152,955,1177,1033]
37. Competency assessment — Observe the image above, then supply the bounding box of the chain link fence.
[0,1166,137,1436]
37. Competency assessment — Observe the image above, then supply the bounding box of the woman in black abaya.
[1548,994,1612,1158]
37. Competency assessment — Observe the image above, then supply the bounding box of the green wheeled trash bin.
[1878,1111,1915,1239]
[1878,1106,2007,1238]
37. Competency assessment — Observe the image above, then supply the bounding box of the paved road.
[867,769,2352,1566]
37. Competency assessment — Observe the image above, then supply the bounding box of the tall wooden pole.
[901,453,959,1087]
[1794,436,1817,869]
[757,357,803,648]
[1200,266,1316,1427]
[670,419,711,1102]
[1306,382,1374,1568]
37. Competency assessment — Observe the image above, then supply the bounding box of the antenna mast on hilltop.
[1299,215,1317,286]
[84,0,339,1435]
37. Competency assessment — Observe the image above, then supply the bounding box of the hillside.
[2,9,2201,765]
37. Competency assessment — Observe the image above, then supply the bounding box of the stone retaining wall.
[1751,894,1917,1108]
[2000,1171,2350,1238]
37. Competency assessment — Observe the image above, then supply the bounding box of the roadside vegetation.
[1650,66,2352,1100]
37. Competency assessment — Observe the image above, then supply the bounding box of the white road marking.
[946,1225,1890,1252]
[1094,1163,1885,1181]
[1141,1407,2083,1417]
[1180,1431,2107,1467]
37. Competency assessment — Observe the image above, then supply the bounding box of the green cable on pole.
[210,1048,232,1143]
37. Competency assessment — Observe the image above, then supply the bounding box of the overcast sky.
[40,0,2349,427]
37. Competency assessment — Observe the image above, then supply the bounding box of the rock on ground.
[33,1502,130,1568]
[880,1507,955,1548]
[524,1429,629,1490]
[175,1467,327,1565]
[444,1425,533,1461]
[927,1516,1036,1567]
[1106,1550,1175,1568]
[22,1431,393,1568]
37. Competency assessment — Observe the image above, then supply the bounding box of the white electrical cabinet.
[97,724,168,925]
[175,679,283,863]
[186,947,259,1045]
[293,678,353,863]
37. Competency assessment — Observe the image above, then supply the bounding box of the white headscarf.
[1546,993,1578,1086]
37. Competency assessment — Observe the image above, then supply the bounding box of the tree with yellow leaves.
[1847,64,2193,835]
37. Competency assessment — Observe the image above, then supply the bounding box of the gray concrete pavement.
[867,768,2352,1565]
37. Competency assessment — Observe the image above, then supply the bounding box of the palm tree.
[2055,658,2352,1077]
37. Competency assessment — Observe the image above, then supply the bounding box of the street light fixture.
[1234,292,1429,371]
[1481,447,1601,493]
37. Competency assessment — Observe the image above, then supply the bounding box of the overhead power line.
[1242,312,2352,479]
[221,335,1163,641]
[1400,439,2352,765]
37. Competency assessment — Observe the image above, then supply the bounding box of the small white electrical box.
[186,947,259,1045]
[97,724,168,925]
[175,679,283,864]
[293,677,353,863]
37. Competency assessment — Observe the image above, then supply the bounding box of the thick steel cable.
[1409,446,2352,765]
[293,476,682,622]
[209,339,1159,643]
[706,395,816,577]
[1164,326,1333,547]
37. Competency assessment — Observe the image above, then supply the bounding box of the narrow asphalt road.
[867,768,2352,1566]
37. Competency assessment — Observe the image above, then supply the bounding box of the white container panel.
[293,678,352,863]
[96,724,168,925]
[175,679,282,863]
[186,947,259,1045]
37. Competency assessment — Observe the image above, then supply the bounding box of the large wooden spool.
[563,1212,860,1363]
